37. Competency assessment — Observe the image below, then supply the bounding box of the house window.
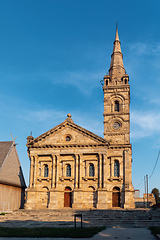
[44,164,49,177]
[114,160,119,177]
[66,164,71,177]
[114,101,119,112]
[89,163,95,177]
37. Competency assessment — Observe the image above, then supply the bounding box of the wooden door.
[112,192,120,207]
[64,192,71,207]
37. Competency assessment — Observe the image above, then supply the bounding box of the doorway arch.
[112,187,120,207]
[64,186,72,207]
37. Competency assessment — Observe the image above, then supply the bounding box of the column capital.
[56,154,60,159]
[30,154,38,158]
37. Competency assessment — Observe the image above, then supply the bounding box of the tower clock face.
[113,122,120,129]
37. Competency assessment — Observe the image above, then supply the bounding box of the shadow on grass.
[0,226,106,238]
[149,226,160,236]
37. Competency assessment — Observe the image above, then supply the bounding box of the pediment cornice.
[27,118,108,148]
[29,142,108,149]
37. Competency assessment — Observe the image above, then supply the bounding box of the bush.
[0,213,5,215]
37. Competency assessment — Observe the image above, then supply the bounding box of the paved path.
[0,228,156,240]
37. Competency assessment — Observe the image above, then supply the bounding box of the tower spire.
[108,27,126,80]
[116,21,118,30]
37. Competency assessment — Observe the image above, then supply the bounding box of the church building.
[25,28,135,209]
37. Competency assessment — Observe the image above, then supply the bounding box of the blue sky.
[0,0,160,197]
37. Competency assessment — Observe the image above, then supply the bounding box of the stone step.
[1,209,160,228]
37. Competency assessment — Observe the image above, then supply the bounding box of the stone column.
[123,149,134,208]
[109,157,112,179]
[33,155,38,188]
[103,154,107,188]
[79,154,83,189]
[75,154,79,189]
[56,154,60,189]
[98,154,103,189]
[29,155,34,188]
[97,154,108,209]
[84,160,87,177]
[120,159,123,179]
[72,154,83,209]
[102,154,104,188]
[51,154,56,189]
[112,158,114,178]
[124,149,129,186]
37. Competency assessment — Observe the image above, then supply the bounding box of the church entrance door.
[112,187,120,207]
[64,187,72,207]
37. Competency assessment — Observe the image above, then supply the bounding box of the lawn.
[0,226,105,238]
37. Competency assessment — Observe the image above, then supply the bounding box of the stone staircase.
[0,209,160,228]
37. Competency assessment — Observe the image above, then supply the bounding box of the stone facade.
[25,28,135,210]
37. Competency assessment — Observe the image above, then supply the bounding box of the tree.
[152,188,160,204]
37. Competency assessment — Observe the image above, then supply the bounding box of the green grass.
[0,213,5,215]
[149,226,160,236]
[0,226,105,238]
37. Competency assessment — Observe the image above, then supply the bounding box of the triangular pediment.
[27,117,108,147]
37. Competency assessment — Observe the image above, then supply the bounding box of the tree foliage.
[152,188,160,204]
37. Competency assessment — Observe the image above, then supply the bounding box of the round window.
[66,135,71,141]
[113,122,120,129]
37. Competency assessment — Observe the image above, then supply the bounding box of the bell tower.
[103,28,130,144]
[103,27,134,209]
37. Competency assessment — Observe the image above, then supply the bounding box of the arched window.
[114,101,119,112]
[44,164,49,177]
[114,160,119,177]
[106,80,108,85]
[89,163,95,177]
[66,164,71,177]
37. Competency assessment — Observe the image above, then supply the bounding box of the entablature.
[103,112,130,116]
[28,143,108,150]
[108,143,131,149]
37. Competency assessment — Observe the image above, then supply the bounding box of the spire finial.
[66,113,74,123]
[67,113,71,118]
[108,26,126,80]
[116,22,118,30]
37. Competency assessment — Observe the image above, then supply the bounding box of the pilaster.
[56,154,60,189]
[79,154,83,189]
[29,155,34,188]
[33,155,38,188]
[51,154,56,189]
[98,154,103,189]
[75,154,79,189]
